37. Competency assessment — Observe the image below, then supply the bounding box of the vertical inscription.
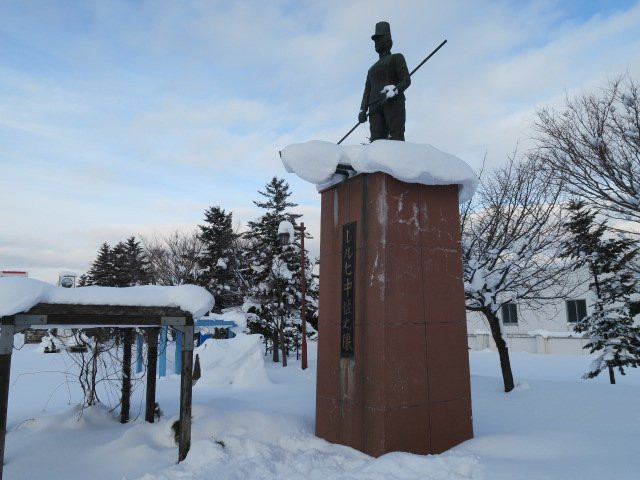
[341,222,356,358]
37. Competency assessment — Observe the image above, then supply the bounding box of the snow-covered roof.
[0,277,214,318]
[280,140,478,203]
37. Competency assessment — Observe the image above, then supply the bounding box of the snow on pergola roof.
[0,277,214,319]
[280,140,479,203]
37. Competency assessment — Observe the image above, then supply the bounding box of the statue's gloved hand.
[358,110,367,123]
[381,85,398,99]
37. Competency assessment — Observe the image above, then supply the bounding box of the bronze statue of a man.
[358,21,411,141]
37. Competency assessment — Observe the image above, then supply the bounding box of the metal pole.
[299,223,308,370]
[337,123,361,145]
[408,39,447,76]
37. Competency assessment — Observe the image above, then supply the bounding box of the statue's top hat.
[371,21,391,40]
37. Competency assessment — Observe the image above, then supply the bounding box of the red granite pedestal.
[315,172,473,457]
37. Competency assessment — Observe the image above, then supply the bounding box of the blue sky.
[1,0,640,283]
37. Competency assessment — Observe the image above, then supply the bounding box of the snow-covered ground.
[3,331,640,479]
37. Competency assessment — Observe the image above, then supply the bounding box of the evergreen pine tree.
[198,206,240,311]
[112,241,129,287]
[561,200,640,383]
[86,242,116,286]
[305,259,320,333]
[123,236,152,286]
[243,177,316,365]
[85,237,151,287]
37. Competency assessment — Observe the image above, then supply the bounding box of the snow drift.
[0,276,214,318]
[194,334,270,388]
[280,140,478,203]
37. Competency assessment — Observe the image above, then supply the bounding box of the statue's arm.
[360,74,371,113]
[395,54,411,94]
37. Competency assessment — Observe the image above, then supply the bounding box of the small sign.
[340,222,356,358]
[58,273,77,288]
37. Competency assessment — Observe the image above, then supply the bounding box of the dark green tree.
[121,236,152,286]
[87,237,151,287]
[198,206,241,311]
[243,177,316,365]
[86,242,116,286]
[111,241,128,287]
[560,200,640,384]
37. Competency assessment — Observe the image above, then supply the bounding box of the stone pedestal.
[315,172,473,456]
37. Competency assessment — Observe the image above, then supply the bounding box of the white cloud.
[1,0,639,283]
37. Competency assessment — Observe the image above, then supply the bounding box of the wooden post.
[145,328,159,423]
[0,323,15,480]
[120,328,133,423]
[178,325,193,462]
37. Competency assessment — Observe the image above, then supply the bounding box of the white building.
[466,276,595,355]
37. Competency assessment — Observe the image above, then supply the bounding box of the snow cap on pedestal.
[280,140,478,203]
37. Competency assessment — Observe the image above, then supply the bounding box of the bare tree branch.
[534,75,640,231]
[462,155,577,391]
[142,230,205,286]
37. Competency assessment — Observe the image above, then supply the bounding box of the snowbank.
[6,342,640,479]
[280,140,478,203]
[194,334,270,388]
[199,307,249,330]
[0,277,214,318]
[527,329,586,339]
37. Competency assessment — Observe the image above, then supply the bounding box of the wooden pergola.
[0,303,195,480]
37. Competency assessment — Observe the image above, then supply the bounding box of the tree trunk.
[89,339,100,406]
[272,328,279,363]
[120,329,133,423]
[484,309,515,392]
[280,324,287,367]
[593,272,616,386]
